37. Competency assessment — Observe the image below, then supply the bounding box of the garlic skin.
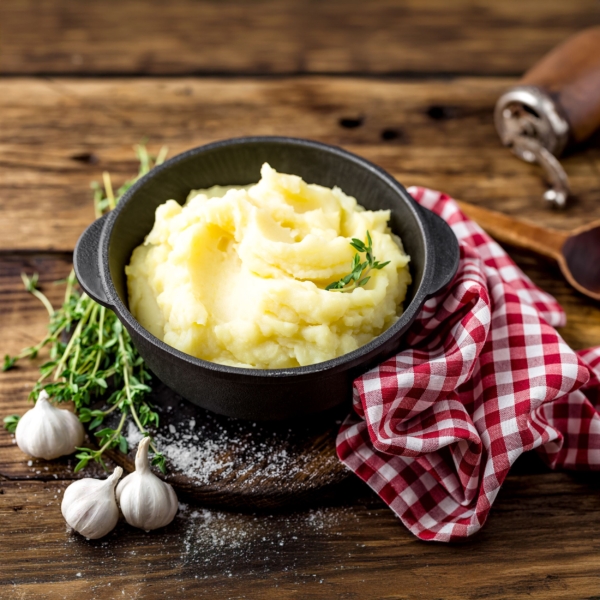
[116,437,178,531]
[15,390,84,460]
[61,466,123,539]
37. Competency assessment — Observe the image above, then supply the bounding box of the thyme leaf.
[3,415,20,434]
[325,231,391,293]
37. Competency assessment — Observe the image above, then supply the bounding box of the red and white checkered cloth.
[336,187,600,542]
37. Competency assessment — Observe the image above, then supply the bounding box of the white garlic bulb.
[15,390,84,460]
[61,466,123,539]
[116,436,178,531]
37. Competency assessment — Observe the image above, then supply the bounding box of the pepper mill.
[495,26,600,208]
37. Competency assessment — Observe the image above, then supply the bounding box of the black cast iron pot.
[74,137,459,420]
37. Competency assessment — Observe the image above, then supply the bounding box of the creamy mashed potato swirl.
[126,164,411,368]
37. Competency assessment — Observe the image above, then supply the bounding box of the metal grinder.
[495,26,600,208]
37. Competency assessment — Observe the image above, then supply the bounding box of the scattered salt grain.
[116,396,355,578]
[124,401,341,492]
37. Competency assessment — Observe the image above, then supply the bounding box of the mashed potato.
[126,164,411,368]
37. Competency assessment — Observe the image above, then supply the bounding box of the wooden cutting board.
[102,383,352,510]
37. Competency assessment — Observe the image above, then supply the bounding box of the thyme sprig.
[3,415,20,434]
[3,145,168,474]
[326,231,390,293]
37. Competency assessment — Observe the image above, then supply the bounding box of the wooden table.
[2,2,600,598]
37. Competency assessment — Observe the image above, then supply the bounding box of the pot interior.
[107,139,427,316]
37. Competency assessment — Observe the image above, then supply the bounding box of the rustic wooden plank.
[1,0,599,76]
[2,468,600,599]
[0,2,598,594]
[1,77,600,252]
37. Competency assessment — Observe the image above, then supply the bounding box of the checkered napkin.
[336,187,600,542]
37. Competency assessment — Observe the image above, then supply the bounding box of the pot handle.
[73,213,113,308]
[419,206,460,297]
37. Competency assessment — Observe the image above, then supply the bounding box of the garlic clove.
[15,390,84,460]
[116,436,178,531]
[61,466,123,539]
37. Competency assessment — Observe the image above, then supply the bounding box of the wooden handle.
[456,201,568,260]
[521,26,600,144]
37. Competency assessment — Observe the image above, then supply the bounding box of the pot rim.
[98,136,435,380]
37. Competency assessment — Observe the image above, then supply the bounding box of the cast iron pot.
[74,137,459,420]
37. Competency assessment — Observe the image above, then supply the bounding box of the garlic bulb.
[61,466,123,539]
[15,390,84,459]
[116,437,178,531]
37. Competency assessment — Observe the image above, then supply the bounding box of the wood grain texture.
[2,467,600,599]
[2,77,600,251]
[2,3,600,596]
[1,0,599,76]
[102,388,350,510]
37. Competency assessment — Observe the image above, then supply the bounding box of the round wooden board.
[101,383,352,510]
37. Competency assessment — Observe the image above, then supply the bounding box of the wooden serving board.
[102,383,352,510]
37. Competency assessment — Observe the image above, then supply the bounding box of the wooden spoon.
[457,201,600,301]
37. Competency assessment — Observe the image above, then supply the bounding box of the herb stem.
[21,273,55,317]
[68,341,80,386]
[103,403,120,416]
[53,300,94,381]
[117,327,161,455]
[15,337,48,360]
[103,171,116,210]
[155,146,169,166]
[87,306,105,383]
[98,411,127,454]
[64,270,75,305]
[136,144,151,174]
[93,185,104,219]
[128,400,160,455]
[117,331,133,405]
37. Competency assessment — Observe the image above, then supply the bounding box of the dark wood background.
[1,1,600,598]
